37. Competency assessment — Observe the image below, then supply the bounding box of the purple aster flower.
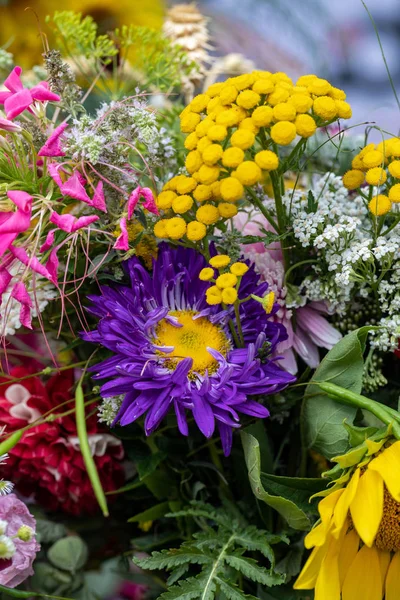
[83,244,295,455]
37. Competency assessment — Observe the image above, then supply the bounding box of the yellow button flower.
[342,169,365,190]
[268,87,290,105]
[221,287,238,304]
[165,217,187,239]
[313,96,337,120]
[391,139,400,157]
[222,147,245,168]
[196,118,213,138]
[230,262,249,276]
[365,167,387,186]
[335,100,352,119]
[308,77,332,95]
[388,160,400,178]
[176,176,197,195]
[252,105,273,127]
[235,161,262,185]
[252,78,274,94]
[205,286,222,305]
[209,255,231,268]
[197,137,212,153]
[231,73,255,90]
[239,117,259,133]
[202,144,224,166]
[270,121,297,145]
[236,90,261,109]
[272,102,296,121]
[389,184,400,203]
[157,190,176,210]
[184,132,199,150]
[187,221,207,241]
[254,150,279,171]
[363,151,384,169]
[180,112,201,133]
[218,203,238,218]
[207,124,228,142]
[295,114,317,138]
[185,150,203,174]
[193,184,212,202]
[216,273,238,289]
[196,204,220,225]
[207,82,224,98]
[329,86,346,100]
[216,108,242,127]
[172,195,194,214]
[197,165,220,185]
[230,129,255,150]
[207,96,222,114]
[199,267,215,281]
[190,93,210,113]
[368,194,391,215]
[153,219,169,238]
[288,93,313,113]
[220,177,244,202]
[219,85,238,105]
[296,74,317,86]
[351,154,366,171]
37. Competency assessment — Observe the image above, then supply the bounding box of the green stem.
[316,382,400,439]
[234,301,245,347]
[284,259,315,285]
[270,171,290,270]
[246,186,279,231]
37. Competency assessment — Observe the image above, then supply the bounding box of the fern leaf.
[224,555,285,587]
[159,575,206,600]
[199,566,218,600]
[134,548,212,571]
[234,527,276,566]
[192,531,223,551]
[215,578,259,600]
[167,566,190,587]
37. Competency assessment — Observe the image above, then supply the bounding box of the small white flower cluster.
[0,280,57,337]
[0,430,14,497]
[370,314,400,352]
[98,395,124,426]
[0,519,34,560]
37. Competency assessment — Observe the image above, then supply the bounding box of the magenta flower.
[114,217,129,251]
[0,494,39,587]
[91,181,107,213]
[0,119,22,133]
[49,212,99,233]
[10,282,33,329]
[127,187,158,218]
[59,172,92,204]
[0,191,32,258]
[0,66,60,120]
[38,122,68,157]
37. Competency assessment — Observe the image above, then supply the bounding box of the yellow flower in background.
[0,0,164,67]
[295,439,400,599]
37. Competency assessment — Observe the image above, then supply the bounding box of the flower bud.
[17,525,34,542]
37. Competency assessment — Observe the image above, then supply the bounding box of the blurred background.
[0,0,399,131]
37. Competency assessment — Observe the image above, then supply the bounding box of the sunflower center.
[375,488,400,552]
[154,310,229,375]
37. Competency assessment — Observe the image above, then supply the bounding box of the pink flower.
[0,191,32,257]
[59,172,92,204]
[49,212,99,233]
[38,122,68,157]
[10,281,33,329]
[127,187,158,219]
[0,119,21,133]
[234,211,283,262]
[0,494,40,587]
[114,217,129,251]
[0,66,60,120]
[91,180,107,212]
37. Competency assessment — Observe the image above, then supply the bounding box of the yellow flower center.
[375,487,400,552]
[154,310,229,376]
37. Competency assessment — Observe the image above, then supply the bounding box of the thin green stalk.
[234,302,245,347]
[246,186,279,231]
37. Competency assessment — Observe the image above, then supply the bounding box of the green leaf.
[303,326,376,459]
[158,575,206,600]
[167,566,190,587]
[259,473,327,513]
[35,518,68,544]
[137,451,167,480]
[48,536,89,573]
[233,526,276,567]
[224,555,284,587]
[241,431,311,530]
[128,501,171,523]
[343,421,379,447]
[134,548,213,571]
[216,578,258,600]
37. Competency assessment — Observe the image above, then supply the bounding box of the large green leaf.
[303,326,375,459]
[260,473,326,513]
[241,431,311,531]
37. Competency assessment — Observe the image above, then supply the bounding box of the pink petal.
[39,230,56,253]
[4,66,23,93]
[0,192,32,256]
[141,188,159,215]
[4,88,33,120]
[296,306,342,349]
[11,281,33,329]
[0,233,17,257]
[46,247,60,284]
[38,122,68,157]
[31,81,60,103]
[127,187,142,220]
[50,211,99,233]
[7,190,32,213]
[114,217,129,251]
[91,181,107,212]
[71,215,99,231]
[293,329,320,369]
[277,348,298,375]
[60,172,91,204]
[0,118,22,132]
[47,163,64,187]
[0,269,12,296]
[9,246,53,281]
[0,91,12,103]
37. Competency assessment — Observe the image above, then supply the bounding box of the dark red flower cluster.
[0,367,125,515]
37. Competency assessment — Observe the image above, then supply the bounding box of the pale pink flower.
[0,66,60,120]
[0,494,40,587]
[0,119,21,133]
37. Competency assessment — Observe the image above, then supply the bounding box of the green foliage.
[47,536,89,573]
[134,502,287,600]
[302,326,377,458]
[47,11,117,63]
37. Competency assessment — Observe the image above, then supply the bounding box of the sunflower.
[294,438,400,599]
[83,244,294,455]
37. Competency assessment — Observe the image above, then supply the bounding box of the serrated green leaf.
[216,578,258,600]
[199,567,218,600]
[167,566,190,587]
[303,326,377,459]
[224,555,284,587]
[233,527,276,567]
[159,575,205,600]
[134,548,213,571]
[128,501,170,523]
[241,431,311,530]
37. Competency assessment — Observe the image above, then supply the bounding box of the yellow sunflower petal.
[386,551,400,600]
[350,468,383,547]
[333,468,360,535]
[293,542,328,590]
[342,545,382,600]
[369,441,400,501]
[379,550,391,595]
[338,528,359,587]
[315,537,341,600]
[305,489,344,549]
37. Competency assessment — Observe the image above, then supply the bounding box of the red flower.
[0,367,125,515]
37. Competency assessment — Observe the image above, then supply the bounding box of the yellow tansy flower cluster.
[199,254,249,306]
[342,137,400,216]
[154,71,351,243]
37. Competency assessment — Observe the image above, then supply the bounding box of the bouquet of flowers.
[1,7,400,600]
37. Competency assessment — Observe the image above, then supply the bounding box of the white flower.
[0,535,16,559]
[0,520,8,535]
